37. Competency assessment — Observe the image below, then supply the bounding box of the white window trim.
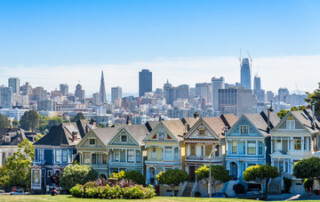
[89,138,96,145]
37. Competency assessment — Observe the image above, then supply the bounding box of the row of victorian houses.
[29,108,320,196]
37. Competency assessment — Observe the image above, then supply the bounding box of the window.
[286,120,295,129]
[174,147,179,160]
[275,140,282,151]
[68,150,72,163]
[190,144,196,156]
[102,154,107,164]
[136,151,141,163]
[62,150,67,162]
[55,150,61,162]
[241,126,248,134]
[232,141,237,154]
[115,150,120,162]
[247,141,256,155]
[5,136,10,143]
[151,147,157,159]
[127,150,135,162]
[89,139,96,145]
[121,135,127,142]
[215,145,220,157]
[92,153,96,164]
[258,142,263,155]
[159,132,165,140]
[47,170,53,178]
[205,145,212,156]
[39,149,44,161]
[32,170,41,185]
[294,137,301,150]
[199,129,206,135]
[83,152,90,164]
[165,147,173,161]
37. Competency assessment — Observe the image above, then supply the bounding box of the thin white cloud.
[0,55,319,96]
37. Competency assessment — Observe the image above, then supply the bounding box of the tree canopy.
[71,112,86,122]
[277,106,306,119]
[293,157,320,179]
[20,110,40,132]
[60,164,98,190]
[243,164,279,182]
[156,169,189,186]
[305,82,320,115]
[195,165,230,182]
[110,170,145,185]
[0,113,10,128]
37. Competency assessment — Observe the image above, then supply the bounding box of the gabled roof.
[221,114,239,129]
[111,124,150,145]
[203,114,239,138]
[243,111,280,137]
[34,121,90,146]
[182,117,199,128]
[161,120,186,140]
[0,128,27,146]
[145,121,159,132]
[92,126,121,146]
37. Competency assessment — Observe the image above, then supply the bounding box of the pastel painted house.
[269,109,320,193]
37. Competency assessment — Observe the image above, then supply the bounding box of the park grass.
[0,195,320,202]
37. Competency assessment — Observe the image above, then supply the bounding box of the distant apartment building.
[32,87,47,101]
[0,86,12,109]
[21,82,32,96]
[38,99,56,111]
[218,87,257,116]
[211,77,225,111]
[195,83,212,104]
[8,77,20,94]
[266,91,275,102]
[139,69,152,97]
[111,86,122,105]
[278,88,290,103]
[92,92,101,105]
[59,84,69,96]
[75,84,85,102]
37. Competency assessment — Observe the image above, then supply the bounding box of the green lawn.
[0,195,320,202]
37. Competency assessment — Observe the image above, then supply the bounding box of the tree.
[20,110,40,132]
[195,165,230,193]
[97,123,106,128]
[243,164,279,193]
[0,139,34,189]
[110,170,145,185]
[305,82,320,115]
[12,120,19,128]
[156,169,189,196]
[293,157,320,179]
[60,164,98,190]
[0,113,10,128]
[277,106,306,119]
[71,112,86,122]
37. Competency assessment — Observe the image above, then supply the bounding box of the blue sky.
[0,0,319,94]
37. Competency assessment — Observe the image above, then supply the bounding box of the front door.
[230,162,238,179]
[189,166,196,181]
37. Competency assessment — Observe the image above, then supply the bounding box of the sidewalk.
[266,193,320,201]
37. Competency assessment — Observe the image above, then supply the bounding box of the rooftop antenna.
[247,50,253,63]
[239,49,242,64]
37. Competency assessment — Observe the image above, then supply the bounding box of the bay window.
[127,150,135,162]
[247,141,256,154]
[165,147,173,161]
[32,170,41,185]
[83,152,90,164]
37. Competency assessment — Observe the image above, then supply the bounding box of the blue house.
[31,120,91,193]
[225,110,280,180]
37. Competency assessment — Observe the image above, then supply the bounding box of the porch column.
[271,139,273,153]
[90,152,93,165]
[125,148,127,162]
[134,148,136,163]
[162,146,165,160]
[187,144,190,156]
[172,146,175,161]
[245,140,247,155]
[256,140,258,155]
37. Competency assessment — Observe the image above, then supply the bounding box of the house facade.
[225,111,279,179]
[184,114,238,181]
[31,120,90,193]
[144,119,195,185]
[270,109,320,193]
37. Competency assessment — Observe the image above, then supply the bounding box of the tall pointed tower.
[99,71,106,104]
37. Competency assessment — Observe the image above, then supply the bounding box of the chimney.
[72,131,78,141]
[312,104,316,129]
[193,112,199,119]
[267,101,272,133]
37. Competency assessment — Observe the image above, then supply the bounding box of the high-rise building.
[32,87,46,101]
[253,75,261,91]
[75,84,85,102]
[59,84,69,96]
[253,75,265,103]
[111,86,122,104]
[278,88,290,103]
[211,77,225,111]
[175,84,189,100]
[139,69,152,97]
[163,80,173,105]
[21,82,32,96]
[99,71,107,104]
[0,86,12,108]
[92,92,101,105]
[38,99,56,111]
[240,58,252,90]
[266,91,275,102]
[8,77,20,94]
[218,87,257,116]
[195,83,212,105]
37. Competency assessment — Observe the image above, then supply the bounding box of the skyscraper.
[75,84,85,102]
[240,58,252,90]
[111,86,122,104]
[211,77,225,111]
[99,71,107,104]
[8,77,20,94]
[139,69,152,97]
[253,75,261,91]
[60,84,69,96]
[0,86,12,108]
[253,75,265,103]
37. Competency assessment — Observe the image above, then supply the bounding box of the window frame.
[89,138,96,145]
[127,149,135,162]
[232,141,237,154]
[247,140,256,155]
[121,135,128,142]
[240,125,249,134]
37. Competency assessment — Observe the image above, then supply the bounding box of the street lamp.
[208,147,216,198]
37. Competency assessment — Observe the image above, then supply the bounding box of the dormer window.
[159,132,165,140]
[5,136,10,143]
[89,139,96,145]
[199,129,206,135]
[240,126,248,134]
[121,135,127,142]
[286,120,295,129]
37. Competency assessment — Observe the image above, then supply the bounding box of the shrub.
[283,177,292,193]
[303,178,313,192]
[70,184,83,198]
[110,170,146,185]
[194,191,201,197]
[233,183,245,194]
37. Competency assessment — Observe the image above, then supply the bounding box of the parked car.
[211,192,228,198]
[236,191,267,200]
[10,190,25,195]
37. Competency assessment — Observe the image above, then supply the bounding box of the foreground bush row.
[70,184,155,199]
